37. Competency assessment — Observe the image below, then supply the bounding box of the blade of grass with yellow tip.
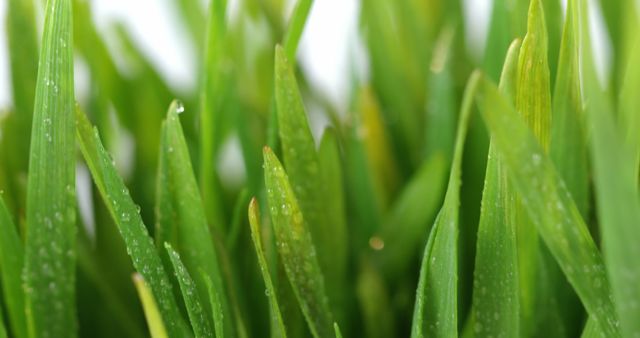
[475,72,620,336]
[248,198,287,338]
[133,274,169,338]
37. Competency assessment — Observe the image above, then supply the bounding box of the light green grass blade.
[274,46,346,316]
[24,0,77,336]
[0,197,26,338]
[133,274,169,338]
[157,100,234,336]
[75,109,189,337]
[203,274,224,338]
[282,0,313,60]
[263,147,334,338]
[472,38,520,338]
[619,32,640,186]
[199,0,228,232]
[356,260,395,338]
[333,323,342,338]
[165,243,214,338]
[483,0,528,80]
[411,71,481,338]
[475,73,620,336]
[248,198,287,338]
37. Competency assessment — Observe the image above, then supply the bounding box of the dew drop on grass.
[175,101,185,114]
[369,236,385,250]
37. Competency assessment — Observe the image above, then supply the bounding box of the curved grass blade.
[475,73,620,337]
[75,109,189,337]
[263,147,334,338]
[24,0,77,336]
[248,198,287,338]
[472,38,521,338]
[0,197,26,338]
[275,46,346,315]
[165,243,214,338]
[411,71,481,338]
[133,274,169,338]
[373,153,447,278]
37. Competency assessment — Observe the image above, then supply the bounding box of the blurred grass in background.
[0,0,639,337]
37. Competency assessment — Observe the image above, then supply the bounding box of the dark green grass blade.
[263,147,334,338]
[411,71,481,338]
[5,0,38,185]
[24,0,77,336]
[475,73,620,336]
[156,101,234,336]
[199,0,228,232]
[274,46,346,316]
[0,197,26,338]
[165,243,214,338]
[472,38,520,338]
[248,198,287,338]
[133,274,169,338]
[75,109,189,337]
[0,296,6,338]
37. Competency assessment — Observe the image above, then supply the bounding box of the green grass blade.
[578,0,640,334]
[333,323,342,338]
[248,198,287,338]
[133,274,169,338]
[24,0,77,336]
[165,243,214,338]
[475,73,620,336]
[0,197,26,338]
[199,0,228,232]
[373,153,447,278]
[75,109,189,337]
[263,147,334,338]
[157,101,234,334]
[274,46,345,315]
[282,0,313,60]
[619,32,640,186]
[203,274,225,338]
[0,296,7,338]
[472,38,521,338]
[411,71,481,338]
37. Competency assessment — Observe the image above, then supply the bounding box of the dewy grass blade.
[475,73,620,337]
[472,38,520,338]
[165,243,214,338]
[263,147,334,338]
[0,197,26,338]
[133,274,169,338]
[75,109,189,337]
[411,71,481,338]
[24,0,77,336]
[514,1,558,333]
[248,198,287,338]
[275,46,346,315]
[203,274,224,338]
[158,101,233,332]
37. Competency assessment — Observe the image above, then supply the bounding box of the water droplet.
[264,289,270,297]
[369,236,385,250]
[121,212,130,222]
[175,101,185,114]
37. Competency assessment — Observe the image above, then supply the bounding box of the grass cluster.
[0,0,639,337]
